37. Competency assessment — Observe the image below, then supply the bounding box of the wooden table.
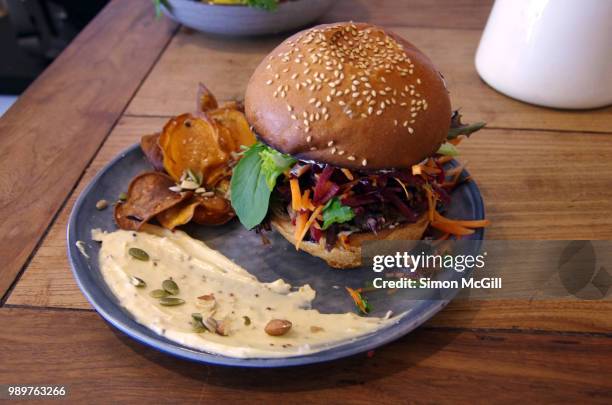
[1,0,611,402]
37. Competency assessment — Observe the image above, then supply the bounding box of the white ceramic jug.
[475,0,612,109]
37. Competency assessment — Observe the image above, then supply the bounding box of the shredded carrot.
[301,189,315,211]
[345,287,369,314]
[290,178,302,211]
[449,135,464,145]
[338,234,350,250]
[341,168,354,181]
[425,186,436,222]
[436,155,454,165]
[295,205,323,250]
[294,211,308,243]
[421,165,441,175]
[431,220,475,236]
[436,232,451,241]
[434,210,490,228]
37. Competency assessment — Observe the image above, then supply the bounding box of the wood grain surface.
[0,308,610,403]
[125,26,612,133]
[321,0,494,30]
[0,0,176,299]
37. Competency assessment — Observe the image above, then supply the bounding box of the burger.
[230,22,485,268]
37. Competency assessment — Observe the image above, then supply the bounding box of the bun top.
[245,22,452,170]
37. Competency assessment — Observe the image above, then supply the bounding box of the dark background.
[0,0,108,94]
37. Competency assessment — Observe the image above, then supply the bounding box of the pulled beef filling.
[274,162,447,248]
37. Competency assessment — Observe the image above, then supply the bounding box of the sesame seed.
[338,150,345,155]
[306,135,312,142]
[408,127,414,134]
[362,159,367,166]
[266,80,273,85]
[331,147,337,154]
[348,156,356,161]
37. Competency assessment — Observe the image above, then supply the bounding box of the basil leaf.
[230,143,270,229]
[230,142,296,229]
[260,147,296,190]
[436,142,459,157]
[322,198,355,230]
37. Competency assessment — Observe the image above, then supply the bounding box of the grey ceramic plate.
[67,144,485,367]
[162,0,335,36]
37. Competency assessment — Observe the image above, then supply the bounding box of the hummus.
[92,225,395,358]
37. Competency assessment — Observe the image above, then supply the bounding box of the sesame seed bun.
[271,212,429,269]
[245,22,452,170]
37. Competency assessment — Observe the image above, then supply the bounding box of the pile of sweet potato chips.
[115,84,256,231]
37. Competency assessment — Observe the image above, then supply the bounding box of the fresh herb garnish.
[230,142,295,229]
[436,142,460,157]
[447,111,486,140]
[345,287,371,315]
[322,197,355,230]
[260,146,296,190]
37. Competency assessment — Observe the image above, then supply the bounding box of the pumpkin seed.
[264,319,292,336]
[118,192,128,201]
[159,297,185,306]
[162,279,179,295]
[130,276,146,288]
[128,247,149,261]
[95,199,108,210]
[191,319,207,333]
[149,289,169,298]
[202,317,218,333]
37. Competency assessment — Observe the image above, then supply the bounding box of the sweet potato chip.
[196,82,218,112]
[157,200,200,230]
[159,113,233,186]
[218,100,244,113]
[208,108,256,150]
[114,172,190,230]
[156,193,234,229]
[192,193,235,225]
[140,133,164,171]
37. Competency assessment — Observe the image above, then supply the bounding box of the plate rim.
[67,143,485,368]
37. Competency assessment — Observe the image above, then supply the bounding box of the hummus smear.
[92,226,393,358]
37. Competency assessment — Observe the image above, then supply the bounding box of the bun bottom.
[270,213,429,269]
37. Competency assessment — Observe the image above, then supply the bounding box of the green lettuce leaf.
[322,198,355,230]
[436,142,460,157]
[260,147,296,190]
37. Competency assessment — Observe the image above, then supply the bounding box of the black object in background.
[0,0,109,94]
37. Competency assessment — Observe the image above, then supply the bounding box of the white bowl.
[162,0,335,36]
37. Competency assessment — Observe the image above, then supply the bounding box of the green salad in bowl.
[153,0,334,36]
